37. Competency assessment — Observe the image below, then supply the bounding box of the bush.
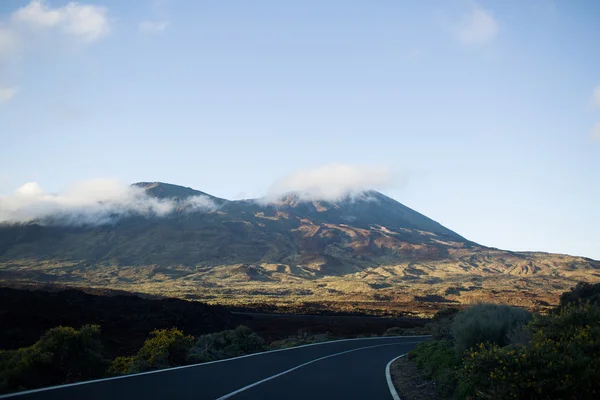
[409,340,460,398]
[560,282,600,307]
[462,302,600,399]
[383,327,405,336]
[188,326,265,363]
[429,307,460,340]
[107,356,135,376]
[109,328,194,374]
[451,303,532,355]
[0,325,106,394]
[270,332,331,349]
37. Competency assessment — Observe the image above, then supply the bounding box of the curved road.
[2,336,429,400]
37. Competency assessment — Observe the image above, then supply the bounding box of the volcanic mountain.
[0,182,598,314]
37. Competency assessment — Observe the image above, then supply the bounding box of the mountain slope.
[0,182,598,314]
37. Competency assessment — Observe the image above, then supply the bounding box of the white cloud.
[267,164,399,202]
[12,1,62,28]
[0,86,17,103]
[0,1,111,98]
[0,179,217,225]
[139,20,169,34]
[592,86,600,109]
[11,0,110,42]
[591,122,600,141]
[455,5,499,46]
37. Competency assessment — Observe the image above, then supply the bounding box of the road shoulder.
[390,356,439,400]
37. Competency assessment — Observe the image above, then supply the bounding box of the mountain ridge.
[134,182,468,243]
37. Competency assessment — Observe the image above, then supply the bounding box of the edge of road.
[385,353,407,400]
[0,334,431,399]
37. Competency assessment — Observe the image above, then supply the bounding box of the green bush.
[188,326,265,363]
[410,340,458,378]
[109,328,194,374]
[451,303,532,355]
[462,302,600,399]
[0,325,106,394]
[560,282,600,307]
[409,340,460,398]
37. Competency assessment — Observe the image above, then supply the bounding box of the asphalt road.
[3,336,428,400]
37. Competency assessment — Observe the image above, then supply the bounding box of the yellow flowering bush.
[462,303,600,399]
[109,327,194,374]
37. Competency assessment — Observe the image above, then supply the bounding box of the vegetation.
[109,328,194,375]
[462,302,600,399]
[0,325,106,394]
[559,281,600,307]
[451,303,532,355]
[428,307,459,340]
[407,284,600,399]
[269,332,332,349]
[0,323,337,395]
[408,340,460,399]
[188,326,265,363]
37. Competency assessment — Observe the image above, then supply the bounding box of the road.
[2,336,429,400]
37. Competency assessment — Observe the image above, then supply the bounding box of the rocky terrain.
[0,182,598,315]
[0,286,427,355]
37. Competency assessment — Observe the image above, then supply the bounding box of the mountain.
[0,182,598,315]
[133,182,227,204]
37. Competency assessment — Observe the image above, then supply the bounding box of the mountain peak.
[133,182,223,202]
[271,189,384,206]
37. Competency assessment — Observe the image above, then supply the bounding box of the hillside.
[0,182,598,314]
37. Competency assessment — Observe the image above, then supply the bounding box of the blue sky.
[1,0,599,259]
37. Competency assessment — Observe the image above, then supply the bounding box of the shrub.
[188,326,265,363]
[383,327,405,336]
[107,356,135,376]
[109,328,194,374]
[429,307,460,340]
[0,325,106,394]
[451,303,532,355]
[269,332,331,349]
[409,340,460,398]
[559,282,600,307]
[462,302,600,399]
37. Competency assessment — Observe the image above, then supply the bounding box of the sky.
[0,0,599,259]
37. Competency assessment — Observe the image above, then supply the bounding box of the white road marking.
[215,341,423,400]
[385,353,407,400]
[0,335,430,399]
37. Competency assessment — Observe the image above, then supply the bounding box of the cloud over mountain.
[0,163,404,224]
[267,164,400,202]
[0,179,216,225]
